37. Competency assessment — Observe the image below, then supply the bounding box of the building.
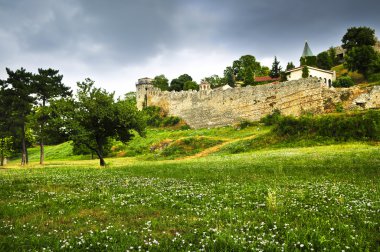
[287,66,336,87]
[286,41,336,87]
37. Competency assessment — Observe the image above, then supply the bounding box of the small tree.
[57,79,146,166]
[286,62,295,71]
[302,66,309,78]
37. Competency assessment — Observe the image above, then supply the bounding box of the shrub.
[162,116,180,127]
[237,119,256,129]
[260,109,281,126]
[368,73,380,82]
[333,76,355,87]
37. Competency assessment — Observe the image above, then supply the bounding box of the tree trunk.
[0,151,4,166]
[21,124,27,166]
[94,149,106,166]
[40,140,44,165]
[40,99,46,165]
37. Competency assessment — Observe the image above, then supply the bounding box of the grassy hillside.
[1,143,379,251]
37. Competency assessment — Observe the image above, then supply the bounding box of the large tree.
[57,78,146,166]
[2,68,35,165]
[342,26,378,77]
[342,26,376,51]
[32,68,72,164]
[183,80,199,91]
[203,75,223,89]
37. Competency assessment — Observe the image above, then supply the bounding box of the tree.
[286,62,295,71]
[344,46,377,77]
[223,66,235,87]
[152,75,169,91]
[32,68,72,164]
[169,74,193,91]
[269,56,282,78]
[203,75,223,88]
[328,47,339,66]
[3,68,35,165]
[183,81,199,91]
[0,82,14,166]
[57,78,146,166]
[302,66,309,78]
[342,26,376,51]
[316,51,333,70]
[243,67,255,86]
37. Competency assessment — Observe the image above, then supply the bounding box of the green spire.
[302,41,314,57]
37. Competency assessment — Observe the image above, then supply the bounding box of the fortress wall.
[146,78,325,128]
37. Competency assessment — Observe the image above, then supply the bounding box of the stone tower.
[136,77,153,110]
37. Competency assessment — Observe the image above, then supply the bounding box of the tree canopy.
[55,78,146,166]
[152,75,169,91]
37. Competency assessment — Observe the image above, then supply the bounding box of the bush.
[333,76,355,87]
[368,73,380,82]
[237,119,256,129]
[143,106,181,127]
[260,109,281,126]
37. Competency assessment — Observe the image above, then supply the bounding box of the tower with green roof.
[302,41,314,57]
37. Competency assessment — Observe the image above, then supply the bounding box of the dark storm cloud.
[0,0,379,93]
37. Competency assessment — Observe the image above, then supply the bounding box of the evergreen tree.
[269,56,282,78]
[302,66,309,78]
[286,62,295,71]
[32,68,72,164]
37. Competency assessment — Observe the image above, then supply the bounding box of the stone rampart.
[142,78,325,128]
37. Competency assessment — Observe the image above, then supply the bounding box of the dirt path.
[178,134,258,160]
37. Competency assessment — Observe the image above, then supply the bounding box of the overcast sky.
[1,0,379,97]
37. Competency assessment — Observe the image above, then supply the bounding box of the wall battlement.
[137,78,329,128]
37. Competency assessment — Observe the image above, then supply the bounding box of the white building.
[286,66,336,87]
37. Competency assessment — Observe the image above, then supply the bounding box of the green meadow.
[1,125,379,251]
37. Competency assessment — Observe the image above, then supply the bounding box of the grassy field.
[1,125,379,251]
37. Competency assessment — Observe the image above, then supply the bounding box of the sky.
[1,0,379,97]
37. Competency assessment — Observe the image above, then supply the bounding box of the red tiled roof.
[254,76,280,82]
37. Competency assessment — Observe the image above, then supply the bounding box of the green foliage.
[162,116,181,127]
[368,73,380,82]
[237,119,256,129]
[335,102,344,113]
[203,75,223,89]
[316,51,333,70]
[152,74,169,91]
[55,78,146,166]
[342,26,379,77]
[328,47,340,66]
[243,67,255,86]
[342,26,376,51]
[183,80,199,91]
[0,137,13,165]
[302,66,309,78]
[223,66,235,87]
[169,74,193,91]
[143,106,181,128]
[300,56,317,67]
[333,76,355,87]
[344,45,377,77]
[269,56,281,78]
[286,62,295,71]
[274,110,380,141]
[260,109,281,126]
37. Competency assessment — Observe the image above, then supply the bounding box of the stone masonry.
[136,78,380,129]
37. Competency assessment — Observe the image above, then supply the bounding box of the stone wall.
[140,78,325,128]
[137,78,380,129]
